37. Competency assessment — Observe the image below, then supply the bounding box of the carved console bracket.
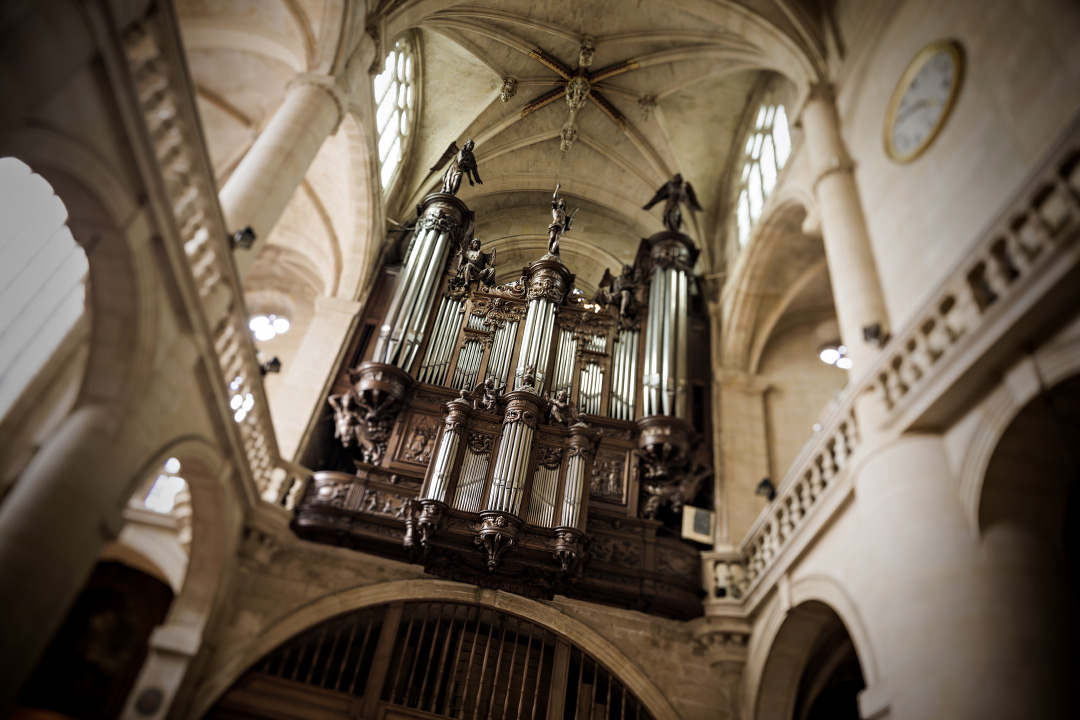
[337,362,415,464]
[476,511,522,570]
[553,526,586,573]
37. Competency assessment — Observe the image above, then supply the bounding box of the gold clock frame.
[884,39,964,163]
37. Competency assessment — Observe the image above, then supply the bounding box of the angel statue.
[460,376,503,412]
[547,184,579,256]
[642,173,702,233]
[595,264,640,323]
[544,388,582,426]
[455,238,496,288]
[430,139,482,196]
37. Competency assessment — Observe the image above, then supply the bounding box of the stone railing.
[868,137,1080,423]
[704,402,860,605]
[703,123,1080,612]
[122,11,281,500]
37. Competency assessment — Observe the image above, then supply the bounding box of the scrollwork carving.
[537,446,564,468]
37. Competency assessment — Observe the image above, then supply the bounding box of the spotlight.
[756,478,777,501]
[231,226,256,250]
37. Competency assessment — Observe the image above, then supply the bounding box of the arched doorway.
[754,601,866,720]
[210,600,656,720]
[12,561,174,719]
[976,374,1080,715]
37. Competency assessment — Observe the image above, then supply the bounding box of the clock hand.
[896,98,931,122]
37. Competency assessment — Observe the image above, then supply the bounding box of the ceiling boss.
[519,36,641,151]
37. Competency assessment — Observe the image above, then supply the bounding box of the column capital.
[286,72,348,130]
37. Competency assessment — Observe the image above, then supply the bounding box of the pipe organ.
[294,168,712,618]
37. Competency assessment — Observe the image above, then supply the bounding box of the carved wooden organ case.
[294,191,713,619]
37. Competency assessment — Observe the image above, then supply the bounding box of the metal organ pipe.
[562,452,584,529]
[403,230,451,369]
[386,228,440,364]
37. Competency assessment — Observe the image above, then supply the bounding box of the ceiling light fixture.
[250,314,290,342]
[819,343,852,370]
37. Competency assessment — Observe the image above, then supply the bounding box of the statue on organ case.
[454,238,496,289]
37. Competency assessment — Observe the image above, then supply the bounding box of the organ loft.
[299,146,714,617]
[3,1,1080,719]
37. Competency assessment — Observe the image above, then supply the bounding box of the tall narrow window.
[0,158,88,418]
[374,37,416,189]
[735,100,790,248]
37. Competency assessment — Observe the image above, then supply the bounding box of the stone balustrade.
[704,403,859,605]
[702,126,1080,613]
[869,138,1080,421]
[123,15,282,499]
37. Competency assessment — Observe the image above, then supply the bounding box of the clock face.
[886,41,963,162]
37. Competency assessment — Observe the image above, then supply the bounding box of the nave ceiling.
[176,0,831,352]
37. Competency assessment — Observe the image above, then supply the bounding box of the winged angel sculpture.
[594,264,640,325]
[430,139,483,195]
[642,173,702,233]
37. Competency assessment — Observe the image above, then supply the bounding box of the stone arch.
[117,435,242,720]
[192,581,680,720]
[1,128,152,421]
[744,588,875,720]
[958,325,1080,536]
[721,199,821,370]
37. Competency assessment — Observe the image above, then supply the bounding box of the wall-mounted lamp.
[756,478,776,501]
[863,323,888,347]
[260,356,282,375]
[231,226,256,250]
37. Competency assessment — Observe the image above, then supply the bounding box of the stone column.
[220,73,346,278]
[0,405,127,708]
[852,433,1074,720]
[800,86,889,371]
[272,296,362,460]
[716,369,771,544]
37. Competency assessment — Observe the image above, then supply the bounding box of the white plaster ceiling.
[177,0,828,308]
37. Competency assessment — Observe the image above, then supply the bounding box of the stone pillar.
[800,86,889,371]
[220,74,346,278]
[716,370,771,544]
[118,624,201,720]
[852,433,1074,720]
[0,405,127,708]
[272,296,361,460]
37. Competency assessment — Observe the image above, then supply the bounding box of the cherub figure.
[643,173,702,233]
[595,264,640,322]
[548,184,579,256]
[544,388,582,426]
[455,238,496,288]
[461,376,502,412]
[431,139,482,195]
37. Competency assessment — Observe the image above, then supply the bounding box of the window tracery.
[0,157,88,418]
[374,37,416,189]
[735,99,791,248]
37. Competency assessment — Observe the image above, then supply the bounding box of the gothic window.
[735,100,791,248]
[374,37,416,189]
[0,157,88,418]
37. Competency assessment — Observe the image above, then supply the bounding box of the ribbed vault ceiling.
[179,0,825,297]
